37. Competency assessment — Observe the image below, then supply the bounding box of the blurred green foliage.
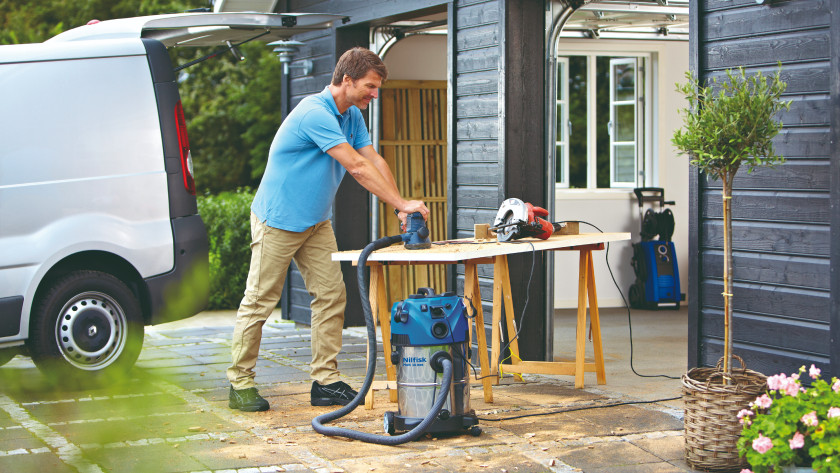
[0,0,281,194]
[197,189,255,309]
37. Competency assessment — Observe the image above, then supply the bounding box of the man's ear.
[342,74,352,85]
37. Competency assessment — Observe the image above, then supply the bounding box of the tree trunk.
[722,174,734,378]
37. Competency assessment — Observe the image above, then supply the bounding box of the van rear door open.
[0,12,341,380]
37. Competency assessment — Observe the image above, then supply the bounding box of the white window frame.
[609,57,638,188]
[553,51,652,190]
[555,57,570,188]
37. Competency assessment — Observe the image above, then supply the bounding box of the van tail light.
[174,100,196,195]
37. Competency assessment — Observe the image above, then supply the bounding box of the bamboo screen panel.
[379,80,447,303]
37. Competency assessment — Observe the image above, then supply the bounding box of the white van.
[0,12,340,382]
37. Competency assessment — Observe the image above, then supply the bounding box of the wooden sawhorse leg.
[496,245,606,388]
[575,249,606,388]
[465,262,494,403]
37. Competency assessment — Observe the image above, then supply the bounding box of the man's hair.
[331,47,388,86]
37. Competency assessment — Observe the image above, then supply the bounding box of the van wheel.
[30,271,143,384]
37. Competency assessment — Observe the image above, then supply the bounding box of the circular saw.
[491,198,564,242]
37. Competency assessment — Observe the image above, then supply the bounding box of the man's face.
[345,70,382,110]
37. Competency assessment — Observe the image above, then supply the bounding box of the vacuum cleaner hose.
[311,235,454,445]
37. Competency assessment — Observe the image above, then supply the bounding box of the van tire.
[30,270,143,384]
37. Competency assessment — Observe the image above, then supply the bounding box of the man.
[227,47,429,412]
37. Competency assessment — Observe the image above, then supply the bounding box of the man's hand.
[396,200,430,232]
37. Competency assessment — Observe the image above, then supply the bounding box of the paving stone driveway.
[0,320,696,473]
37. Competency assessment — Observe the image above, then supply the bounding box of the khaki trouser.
[227,213,347,389]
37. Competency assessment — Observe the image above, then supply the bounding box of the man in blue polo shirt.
[227,47,429,411]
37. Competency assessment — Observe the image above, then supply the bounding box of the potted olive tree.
[672,66,791,471]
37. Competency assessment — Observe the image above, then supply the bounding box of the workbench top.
[332,232,630,263]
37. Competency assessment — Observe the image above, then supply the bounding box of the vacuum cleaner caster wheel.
[383,411,396,435]
[469,426,482,437]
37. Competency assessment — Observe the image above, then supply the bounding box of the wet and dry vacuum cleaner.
[312,212,480,444]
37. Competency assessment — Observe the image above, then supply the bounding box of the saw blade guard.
[493,198,529,241]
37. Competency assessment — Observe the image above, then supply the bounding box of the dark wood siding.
[452,0,504,335]
[690,0,838,378]
[451,0,548,361]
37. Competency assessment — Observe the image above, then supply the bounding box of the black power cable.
[477,396,682,422]
[563,220,679,381]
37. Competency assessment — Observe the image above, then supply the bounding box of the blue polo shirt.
[251,86,372,232]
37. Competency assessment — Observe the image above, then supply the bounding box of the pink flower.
[810,364,821,379]
[833,379,840,393]
[752,434,773,454]
[767,373,786,391]
[784,379,801,397]
[738,409,754,425]
[754,394,772,409]
[801,411,819,427]
[828,407,840,419]
[791,372,800,381]
[789,431,805,449]
[740,470,753,473]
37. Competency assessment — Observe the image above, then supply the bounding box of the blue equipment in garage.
[629,188,681,310]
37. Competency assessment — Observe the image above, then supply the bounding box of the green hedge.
[197,188,255,310]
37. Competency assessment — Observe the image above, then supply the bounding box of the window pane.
[556,145,564,183]
[556,103,564,141]
[615,104,635,142]
[614,62,635,101]
[614,144,635,183]
[569,56,587,189]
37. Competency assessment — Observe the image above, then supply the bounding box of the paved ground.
[0,308,705,473]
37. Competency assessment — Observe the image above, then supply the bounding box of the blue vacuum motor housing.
[390,288,468,346]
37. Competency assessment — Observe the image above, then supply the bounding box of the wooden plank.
[455,0,499,29]
[456,47,500,74]
[701,250,829,290]
[776,95,831,128]
[705,63,831,95]
[701,220,830,256]
[382,80,446,90]
[702,0,830,40]
[456,23,499,50]
[702,160,831,191]
[585,251,606,385]
[700,279,830,323]
[702,190,830,223]
[772,128,832,158]
[334,233,630,262]
[456,140,500,162]
[704,31,830,70]
[699,339,829,376]
[455,162,502,185]
[465,262,494,401]
[575,251,589,389]
[700,309,831,356]
[455,70,499,96]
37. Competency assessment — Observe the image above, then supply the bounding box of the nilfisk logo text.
[403,356,427,367]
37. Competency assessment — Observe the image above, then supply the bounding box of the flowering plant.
[737,365,840,473]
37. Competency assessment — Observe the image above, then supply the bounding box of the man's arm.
[327,143,429,219]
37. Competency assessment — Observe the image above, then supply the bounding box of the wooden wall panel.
[701,251,830,290]
[691,0,836,375]
[702,191,830,222]
[700,280,830,324]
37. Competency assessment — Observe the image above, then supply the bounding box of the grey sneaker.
[229,386,269,412]
[311,381,357,406]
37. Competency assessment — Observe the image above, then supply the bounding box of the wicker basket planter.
[682,356,767,472]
